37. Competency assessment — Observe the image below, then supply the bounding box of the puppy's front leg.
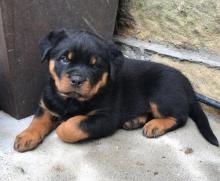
[14,107,58,152]
[56,112,116,143]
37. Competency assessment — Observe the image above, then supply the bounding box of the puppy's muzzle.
[70,75,85,87]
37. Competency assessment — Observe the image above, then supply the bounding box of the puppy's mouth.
[58,90,83,98]
[58,85,91,102]
[56,72,108,101]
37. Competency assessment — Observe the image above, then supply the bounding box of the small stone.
[53,165,65,172]
[184,147,193,155]
[15,166,25,174]
[154,171,159,176]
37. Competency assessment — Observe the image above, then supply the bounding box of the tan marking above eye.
[67,51,73,60]
[90,56,97,65]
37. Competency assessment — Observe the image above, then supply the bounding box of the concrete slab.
[0,111,220,181]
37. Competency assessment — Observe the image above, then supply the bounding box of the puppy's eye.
[60,56,69,64]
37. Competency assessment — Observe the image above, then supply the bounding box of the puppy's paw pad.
[123,116,148,130]
[143,122,165,138]
[14,131,42,152]
[122,121,133,130]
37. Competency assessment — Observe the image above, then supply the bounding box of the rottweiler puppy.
[14,29,218,152]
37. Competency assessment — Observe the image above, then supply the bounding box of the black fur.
[39,29,219,146]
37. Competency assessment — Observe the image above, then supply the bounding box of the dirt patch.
[154,171,159,176]
[184,147,193,155]
[116,0,220,53]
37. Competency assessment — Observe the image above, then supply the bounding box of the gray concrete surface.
[0,110,220,181]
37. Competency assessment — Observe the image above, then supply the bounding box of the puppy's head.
[39,29,122,101]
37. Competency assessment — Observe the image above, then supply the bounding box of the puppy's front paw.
[14,130,42,152]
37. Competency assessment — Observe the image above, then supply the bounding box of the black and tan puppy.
[14,29,218,152]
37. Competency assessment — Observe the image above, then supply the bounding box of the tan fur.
[87,110,97,116]
[40,99,59,117]
[143,117,176,138]
[49,60,72,93]
[122,115,148,130]
[138,115,148,124]
[88,72,108,97]
[76,72,108,101]
[14,110,55,152]
[67,51,73,60]
[90,56,97,65]
[49,60,108,101]
[56,115,89,142]
[150,102,162,118]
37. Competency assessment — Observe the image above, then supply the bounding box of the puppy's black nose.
[70,75,85,87]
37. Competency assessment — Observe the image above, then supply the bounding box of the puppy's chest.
[61,100,81,118]
[59,97,107,120]
[56,86,116,120]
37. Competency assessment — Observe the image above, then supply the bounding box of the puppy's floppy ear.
[107,41,123,80]
[39,29,68,62]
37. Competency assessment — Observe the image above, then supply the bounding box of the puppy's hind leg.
[143,102,187,138]
[122,114,151,130]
